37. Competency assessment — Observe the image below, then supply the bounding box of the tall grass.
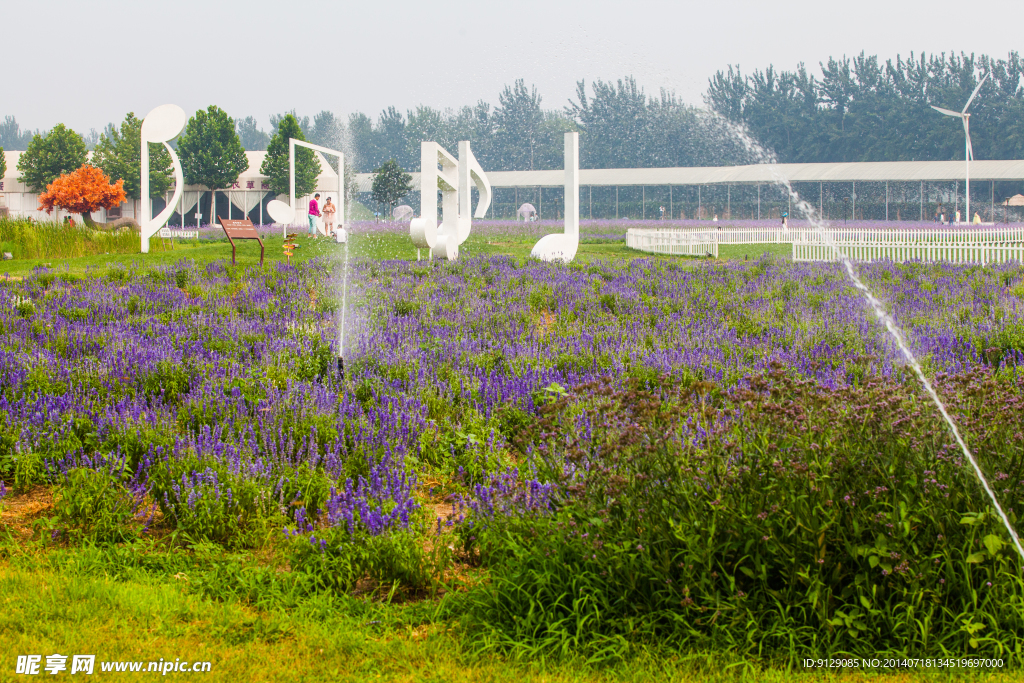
[0,217,140,260]
[458,370,1024,663]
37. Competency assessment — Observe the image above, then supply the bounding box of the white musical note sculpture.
[410,141,491,260]
[266,199,295,225]
[531,132,579,263]
[287,139,345,240]
[140,104,188,253]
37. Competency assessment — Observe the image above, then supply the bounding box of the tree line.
[7,108,327,225]
[4,50,1022,205]
[706,51,1024,164]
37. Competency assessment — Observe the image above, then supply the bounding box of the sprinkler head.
[337,356,345,381]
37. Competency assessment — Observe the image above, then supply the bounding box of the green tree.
[236,116,270,151]
[270,110,310,138]
[17,124,88,192]
[348,112,376,171]
[0,147,6,180]
[92,112,174,201]
[0,116,36,151]
[309,110,344,151]
[177,106,248,222]
[261,114,319,197]
[370,159,412,218]
[493,80,544,170]
[704,50,1024,168]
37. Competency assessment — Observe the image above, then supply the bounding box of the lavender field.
[2,247,1024,663]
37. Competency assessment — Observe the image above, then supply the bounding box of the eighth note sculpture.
[409,141,491,260]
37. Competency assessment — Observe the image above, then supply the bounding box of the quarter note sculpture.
[530,132,579,263]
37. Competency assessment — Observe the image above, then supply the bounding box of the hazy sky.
[7,0,1022,133]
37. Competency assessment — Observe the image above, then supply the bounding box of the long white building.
[4,149,1024,223]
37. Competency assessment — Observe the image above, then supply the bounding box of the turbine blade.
[962,72,989,113]
[931,105,962,117]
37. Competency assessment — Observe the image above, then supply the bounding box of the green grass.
[1,543,1014,682]
[0,218,789,278]
[0,218,139,262]
[0,234,339,277]
[718,243,793,260]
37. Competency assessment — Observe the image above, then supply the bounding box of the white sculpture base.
[531,233,578,263]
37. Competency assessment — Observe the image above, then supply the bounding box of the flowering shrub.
[462,369,1024,660]
[37,165,126,227]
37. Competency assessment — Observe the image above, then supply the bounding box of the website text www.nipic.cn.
[16,654,212,675]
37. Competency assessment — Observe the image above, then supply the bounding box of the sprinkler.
[337,356,345,381]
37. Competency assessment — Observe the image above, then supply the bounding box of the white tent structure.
[0,150,342,225]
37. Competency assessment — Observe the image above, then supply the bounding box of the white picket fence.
[794,225,1024,245]
[627,225,1024,265]
[792,238,1024,265]
[636,224,1024,245]
[626,229,719,258]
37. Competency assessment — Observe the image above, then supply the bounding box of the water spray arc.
[337,224,350,381]
[931,73,989,223]
[789,185,1024,563]
[718,115,1024,564]
[266,140,350,379]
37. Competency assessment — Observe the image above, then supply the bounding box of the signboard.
[160,228,198,239]
[217,216,264,266]
[219,218,262,240]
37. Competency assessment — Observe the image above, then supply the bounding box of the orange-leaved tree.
[38,164,127,228]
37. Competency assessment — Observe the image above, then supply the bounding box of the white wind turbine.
[931,73,989,225]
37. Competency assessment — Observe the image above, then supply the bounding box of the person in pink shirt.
[308,193,321,236]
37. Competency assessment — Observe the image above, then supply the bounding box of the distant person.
[955,210,961,225]
[973,211,982,224]
[713,214,719,222]
[781,215,789,233]
[659,205,665,220]
[322,197,337,236]
[308,193,321,236]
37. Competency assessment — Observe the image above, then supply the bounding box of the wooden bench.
[218,216,264,266]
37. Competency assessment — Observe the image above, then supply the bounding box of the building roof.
[354,159,1024,192]
[5,149,1022,195]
